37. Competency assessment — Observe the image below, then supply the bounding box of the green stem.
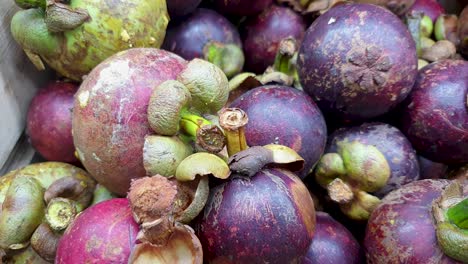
[218,108,249,157]
[45,198,77,232]
[179,108,226,153]
[273,37,297,76]
[447,197,468,229]
[203,41,245,78]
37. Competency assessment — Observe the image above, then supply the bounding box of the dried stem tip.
[219,108,249,157]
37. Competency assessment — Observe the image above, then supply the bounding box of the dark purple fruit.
[229,85,327,179]
[401,59,468,165]
[197,168,316,263]
[243,5,306,73]
[167,0,202,17]
[213,0,273,17]
[162,8,241,61]
[418,156,448,179]
[298,3,418,121]
[365,179,467,263]
[303,212,362,264]
[27,81,79,164]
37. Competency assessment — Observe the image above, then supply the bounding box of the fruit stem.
[44,175,95,212]
[327,178,354,204]
[219,108,249,157]
[273,37,298,76]
[179,108,226,153]
[204,41,245,78]
[45,198,77,232]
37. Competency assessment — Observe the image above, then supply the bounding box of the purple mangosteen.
[401,59,468,165]
[213,0,273,17]
[297,3,418,122]
[229,85,327,179]
[166,0,202,18]
[242,5,306,73]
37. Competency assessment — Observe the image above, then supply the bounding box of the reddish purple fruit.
[364,179,467,263]
[167,0,202,18]
[401,59,468,165]
[243,5,306,73]
[298,3,418,121]
[407,0,445,22]
[72,48,186,195]
[229,86,327,179]
[163,8,242,61]
[303,212,362,264]
[197,168,316,263]
[56,198,139,263]
[27,81,79,164]
[213,0,273,16]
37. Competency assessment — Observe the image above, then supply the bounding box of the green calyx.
[203,41,245,78]
[175,153,230,181]
[143,135,193,178]
[315,140,390,220]
[11,0,169,81]
[433,181,468,262]
[420,15,433,38]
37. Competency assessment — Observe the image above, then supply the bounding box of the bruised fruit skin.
[364,179,467,263]
[56,198,139,263]
[243,5,306,73]
[298,3,418,121]
[401,60,468,165]
[213,0,273,17]
[167,0,202,17]
[10,0,169,81]
[326,123,420,198]
[27,81,78,164]
[197,168,316,263]
[163,8,242,61]
[229,86,327,179]
[303,212,362,264]
[72,48,186,195]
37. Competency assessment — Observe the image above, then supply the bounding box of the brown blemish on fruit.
[342,46,392,92]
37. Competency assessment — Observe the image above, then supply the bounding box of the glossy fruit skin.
[167,0,202,17]
[27,81,78,164]
[297,3,418,122]
[197,168,316,264]
[401,59,468,165]
[364,179,467,264]
[327,122,420,197]
[162,8,242,60]
[243,5,306,73]
[407,0,445,22]
[72,48,186,195]
[56,198,139,264]
[229,85,327,179]
[213,0,273,16]
[303,212,362,264]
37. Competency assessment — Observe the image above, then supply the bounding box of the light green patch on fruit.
[337,140,390,193]
[78,90,90,108]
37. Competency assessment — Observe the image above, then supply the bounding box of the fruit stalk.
[219,108,249,156]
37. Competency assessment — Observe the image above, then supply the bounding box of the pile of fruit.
[1,0,467,263]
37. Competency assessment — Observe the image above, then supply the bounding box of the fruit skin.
[418,156,448,179]
[229,85,327,179]
[55,198,139,264]
[407,0,445,22]
[197,168,316,264]
[327,122,420,197]
[303,212,362,264]
[297,3,418,122]
[167,0,202,17]
[364,179,467,264]
[354,0,415,16]
[243,5,306,73]
[72,48,186,196]
[10,0,169,81]
[401,59,468,165]
[213,0,273,17]
[162,8,242,61]
[27,81,79,164]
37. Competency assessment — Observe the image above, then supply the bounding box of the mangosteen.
[297,3,418,122]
